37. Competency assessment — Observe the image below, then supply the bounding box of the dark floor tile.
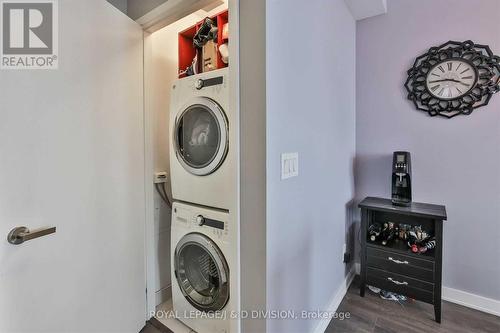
[139,323,161,333]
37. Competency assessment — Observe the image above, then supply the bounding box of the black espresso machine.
[392,151,412,206]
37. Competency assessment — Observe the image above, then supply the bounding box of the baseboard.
[155,285,172,307]
[443,287,500,317]
[313,266,356,333]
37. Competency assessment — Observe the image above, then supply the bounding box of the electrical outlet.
[343,252,351,264]
[342,243,351,263]
[154,172,168,184]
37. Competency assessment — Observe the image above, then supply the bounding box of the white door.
[0,1,146,332]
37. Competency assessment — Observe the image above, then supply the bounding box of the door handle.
[7,226,56,245]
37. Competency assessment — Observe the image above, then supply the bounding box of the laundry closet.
[143,1,240,332]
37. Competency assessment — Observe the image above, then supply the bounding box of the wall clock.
[405,40,500,118]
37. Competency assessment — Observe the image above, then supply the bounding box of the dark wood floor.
[326,279,500,333]
[139,281,500,333]
[140,323,163,333]
[139,318,174,333]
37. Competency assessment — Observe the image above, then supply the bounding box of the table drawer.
[367,267,434,304]
[367,246,434,282]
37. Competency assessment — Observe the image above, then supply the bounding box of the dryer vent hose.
[155,182,172,209]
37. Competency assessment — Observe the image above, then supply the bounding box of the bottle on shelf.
[368,223,382,242]
[380,222,396,246]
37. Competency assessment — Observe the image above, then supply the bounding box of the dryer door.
[174,233,230,312]
[174,97,228,176]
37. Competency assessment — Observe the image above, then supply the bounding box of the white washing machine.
[171,202,237,333]
[169,68,234,210]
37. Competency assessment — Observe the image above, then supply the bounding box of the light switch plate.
[281,153,299,180]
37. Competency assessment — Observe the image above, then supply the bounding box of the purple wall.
[356,0,500,300]
[267,0,356,332]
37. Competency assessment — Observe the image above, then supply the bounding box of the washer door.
[174,97,228,176]
[174,233,230,312]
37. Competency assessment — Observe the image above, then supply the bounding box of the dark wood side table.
[359,197,447,323]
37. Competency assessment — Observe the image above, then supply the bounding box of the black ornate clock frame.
[405,40,500,118]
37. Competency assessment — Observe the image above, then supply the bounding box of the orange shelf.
[178,9,229,78]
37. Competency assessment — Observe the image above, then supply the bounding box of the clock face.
[425,59,477,100]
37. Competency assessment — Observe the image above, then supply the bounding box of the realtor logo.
[1,0,58,69]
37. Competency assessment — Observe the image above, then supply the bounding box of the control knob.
[195,79,204,90]
[196,215,205,226]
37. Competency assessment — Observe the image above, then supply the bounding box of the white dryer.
[171,202,237,333]
[169,68,234,210]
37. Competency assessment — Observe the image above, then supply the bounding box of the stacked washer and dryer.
[169,68,237,333]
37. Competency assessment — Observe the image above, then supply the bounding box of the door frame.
[142,0,241,319]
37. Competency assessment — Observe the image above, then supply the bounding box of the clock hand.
[429,79,462,83]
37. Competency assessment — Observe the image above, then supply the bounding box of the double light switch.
[281,152,299,180]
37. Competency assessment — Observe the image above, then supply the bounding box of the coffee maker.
[392,151,412,206]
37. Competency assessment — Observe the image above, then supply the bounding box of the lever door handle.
[7,226,56,245]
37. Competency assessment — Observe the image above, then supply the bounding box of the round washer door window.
[174,233,230,312]
[175,97,228,176]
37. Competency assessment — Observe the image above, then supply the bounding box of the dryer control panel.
[195,214,229,240]
[182,68,228,94]
[173,202,230,241]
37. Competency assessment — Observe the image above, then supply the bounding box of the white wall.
[149,1,228,305]
[356,0,500,302]
[266,0,357,332]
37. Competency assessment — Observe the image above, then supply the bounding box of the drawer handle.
[388,257,409,265]
[388,277,408,286]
